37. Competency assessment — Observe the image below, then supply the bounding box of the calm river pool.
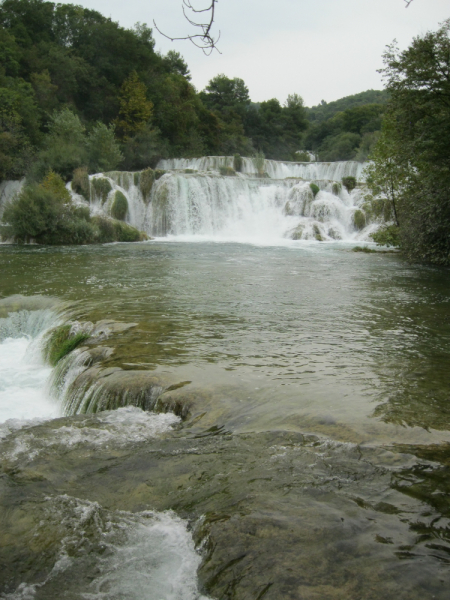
[0,240,449,600]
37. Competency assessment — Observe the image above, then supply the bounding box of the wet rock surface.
[1,415,449,600]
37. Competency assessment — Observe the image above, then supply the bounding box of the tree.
[115,71,154,139]
[87,122,123,173]
[368,19,450,264]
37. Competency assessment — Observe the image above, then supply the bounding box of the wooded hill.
[0,0,387,183]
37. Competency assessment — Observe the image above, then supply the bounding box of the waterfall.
[73,158,377,243]
[157,156,367,182]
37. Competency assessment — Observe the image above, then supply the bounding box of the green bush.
[111,190,128,220]
[310,183,320,197]
[295,151,310,162]
[370,224,400,247]
[233,153,243,172]
[252,151,265,177]
[219,166,236,176]
[2,182,68,242]
[342,176,357,192]
[352,209,366,230]
[46,325,90,365]
[91,177,112,203]
[139,167,155,200]
[72,167,90,200]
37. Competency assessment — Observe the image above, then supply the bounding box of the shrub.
[41,171,71,202]
[342,176,357,193]
[371,224,400,247]
[91,216,147,243]
[310,183,320,197]
[72,167,90,200]
[295,151,310,162]
[140,167,155,200]
[91,177,112,203]
[219,166,236,176]
[233,153,242,172]
[111,190,128,220]
[352,209,366,230]
[2,183,68,242]
[46,325,90,366]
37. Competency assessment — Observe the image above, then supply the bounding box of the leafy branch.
[153,0,220,55]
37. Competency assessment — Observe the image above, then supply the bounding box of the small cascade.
[0,301,61,424]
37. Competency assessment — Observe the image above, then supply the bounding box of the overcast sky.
[65,0,449,106]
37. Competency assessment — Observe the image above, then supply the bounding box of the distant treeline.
[0,0,388,183]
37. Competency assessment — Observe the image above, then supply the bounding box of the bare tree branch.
[404,0,414,7]
[153,0,221,55]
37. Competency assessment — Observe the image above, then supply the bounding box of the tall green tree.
[368,20,450,265]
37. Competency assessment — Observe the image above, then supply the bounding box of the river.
[1,239,449,599]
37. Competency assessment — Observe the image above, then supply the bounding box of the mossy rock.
[183,168,196,174]
[45,325,90,366]
[154,169,166,180]
[72,167,90,201]
[133,172,140,186]
[91,177,112,203]
[313,224,324,241]
[111,190,128,220]
[310,183,320,197]
[219,166,236,176]
[328,227,342,240]
[140,168,155,201]
[233,154,242,172]
[352,246,377,253]
[290,224,305,240]
[342,176,357,193]
[332,182,342,196]
[352,209,366,230]
[284,201,294,216]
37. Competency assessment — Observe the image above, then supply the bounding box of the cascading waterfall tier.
[71,156,381,243]
[157,156,366,182]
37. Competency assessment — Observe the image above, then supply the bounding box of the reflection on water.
[0,241,450,598]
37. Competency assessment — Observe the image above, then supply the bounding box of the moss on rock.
[91,177,112,203]
[45,325,90,366]
[310,183,320,197]
[219,166,236,176]
[352,209,366,230]
[111,191,128,220]
[139,168,155,201]
[72,167,90,201]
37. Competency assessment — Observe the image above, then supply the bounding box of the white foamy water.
[0,307,62,429]
[81,163,376,244]
[0,337,57,425]
[2,496,210,600]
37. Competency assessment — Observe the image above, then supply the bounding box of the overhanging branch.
[153,0,221,55]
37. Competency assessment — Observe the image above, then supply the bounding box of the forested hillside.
[0,0,387,183]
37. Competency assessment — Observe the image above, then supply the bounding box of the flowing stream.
[0,159,450,599]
